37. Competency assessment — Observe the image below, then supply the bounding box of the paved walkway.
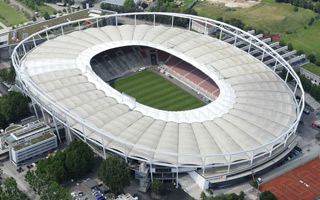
[0,22,8,29]
[288,81,320,110]
[179,174,205,199]
[305,93,320,110]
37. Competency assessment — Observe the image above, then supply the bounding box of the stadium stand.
[157,54,220,99]
[91,47,151,81]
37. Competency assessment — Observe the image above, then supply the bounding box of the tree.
[287,43,293,51]
[32,15,36,22]
[309,17,315,26]
[151,180,163,196]
[293,6,298,12]
[0,177,30,200]
[0,92,29,123]
[65,141,94,179]
[124,0,135,8]
[260,190,277,200]
[36,151,68,183]
[25,170,72,200]
[200,191,207,200]
[98,156,130,195]
[141,2,148,9]
[251,180,258,189]
[297,49,304,55]
[315,2,320,13]
[43,11,50,20]
[307,53,316,63]
[239,191,245,200]
[279,40,286,47]
[0,113,8,130]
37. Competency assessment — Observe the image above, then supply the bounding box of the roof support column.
[284,134,289,147]
[248,37,252,53]
[96,19,99,28]
[134,15,136,27]
[293,82,298,95]
[233,30,238,45]
[31,98,39,121]
[188,18,191,31]
[204,20,208,35]
[273,60,278,71]
[65,115,73,142]
[78,22,81,31]
[81,123,87,143]
[219,26,223,40]
[40,104,47,124]
[269,143,274,157]
[227,155,231,173]
[202,157,206,176]
[22,43,26,55]
[61,26,64,35]
[123,143,128,163]
[153,14,155,27]
[176,166,179,188]
[33,37,36,47]
[101,134,106,158]
[46,30,49,41]
[171,16,174,28]
[285,70,289,82]
[150,162,153,182]
[52,113,62,144]
[250,151,254,166]
[261,47,265,62]
[116,16,118,26]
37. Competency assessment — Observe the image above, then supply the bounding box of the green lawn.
[282,20,320,61]
[0,1,29,26]
[110,70,205,111]
[0,26,2,30]
[194,1,316,34]
[9,9,91,44]
[36,4,56,15]
[302,63,320,76]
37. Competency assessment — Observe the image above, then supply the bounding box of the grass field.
[194,1,316,34]
[282,20,320,61]
[0,1,29,26]
[110,71,205,111]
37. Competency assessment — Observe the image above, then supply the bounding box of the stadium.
[12,12,304,189]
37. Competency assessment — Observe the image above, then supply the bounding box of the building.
[5,121,57,166]
[300,67,320,85]
[192,20,216,35]
[12,13,303,189]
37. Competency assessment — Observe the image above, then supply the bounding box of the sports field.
[110,70,205,111]
[260,158,320,200]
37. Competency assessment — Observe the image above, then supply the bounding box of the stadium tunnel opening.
[90,45,220,111]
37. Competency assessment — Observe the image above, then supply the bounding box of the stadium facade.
[12,13,304,189]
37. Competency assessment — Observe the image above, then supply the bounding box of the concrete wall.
[188,171,209,190]
[300,68,320,85]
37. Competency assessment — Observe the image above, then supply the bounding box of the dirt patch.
[206,0,261,8]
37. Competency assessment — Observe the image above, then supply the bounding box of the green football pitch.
[109,70,205,111]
